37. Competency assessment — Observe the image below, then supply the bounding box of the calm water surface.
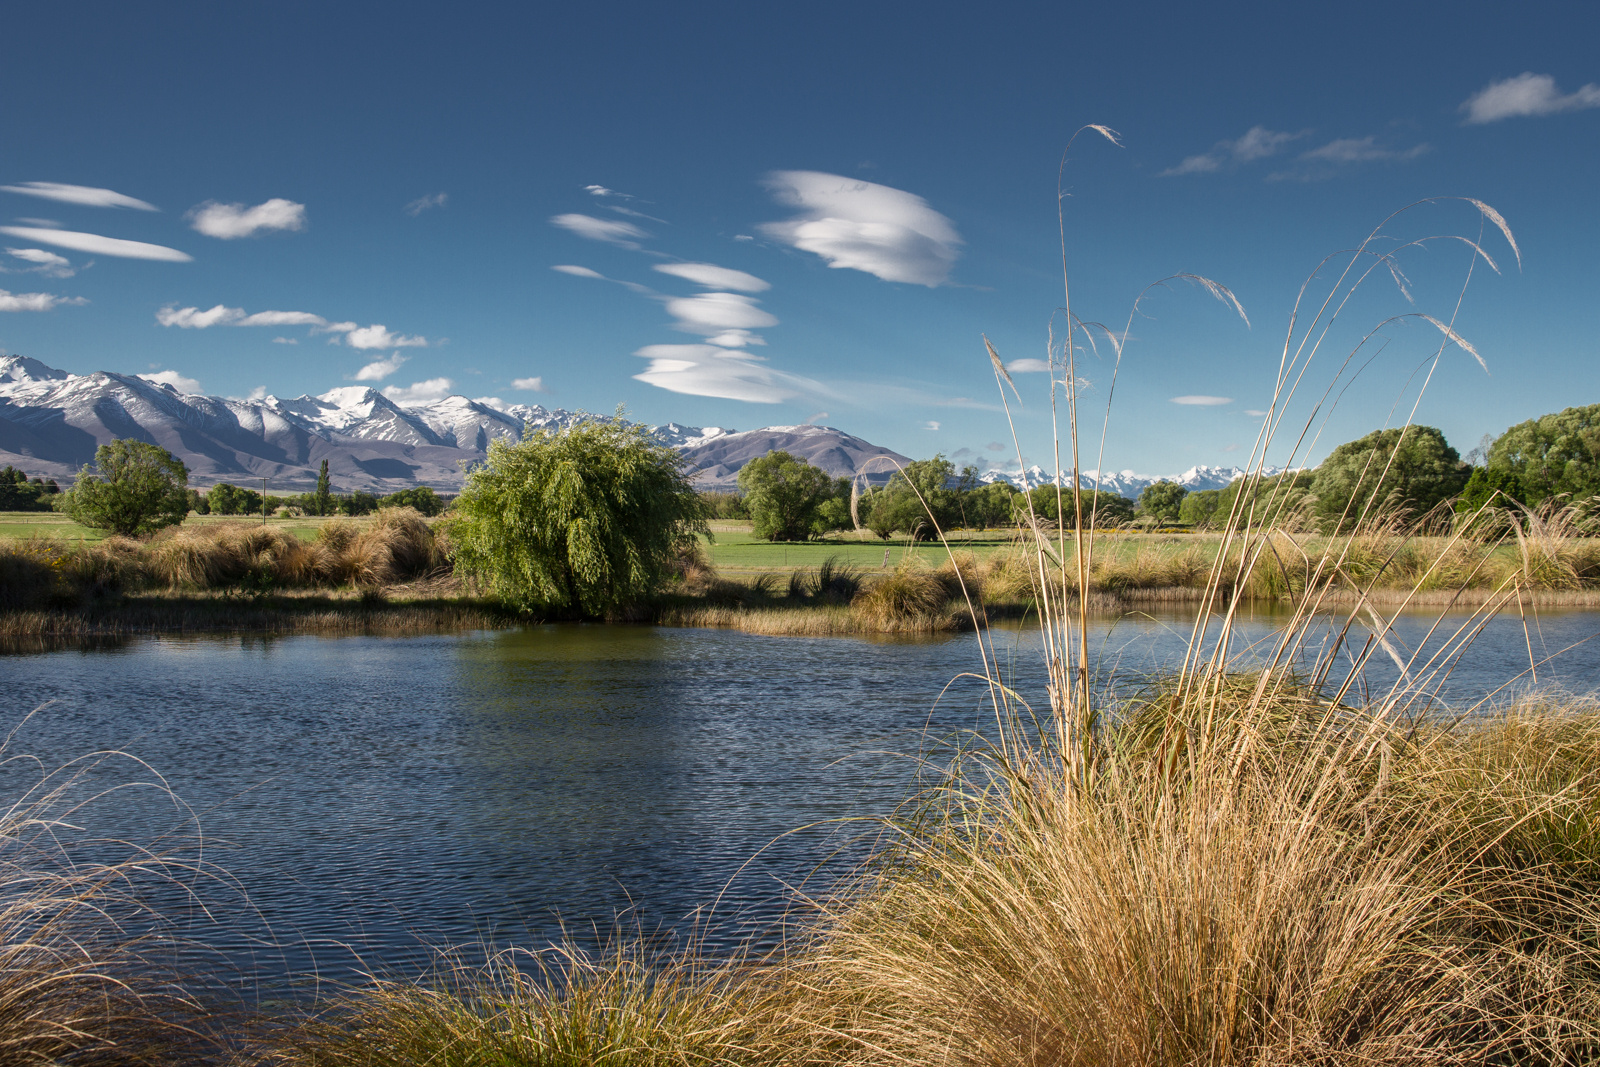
[5,609,1600,993]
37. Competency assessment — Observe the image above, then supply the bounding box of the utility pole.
[262,476,268,525]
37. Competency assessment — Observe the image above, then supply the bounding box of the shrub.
[55,440,191,537]
[446,417,710,615]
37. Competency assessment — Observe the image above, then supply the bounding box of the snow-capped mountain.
[978,464,1285,497]
[0,356,900,491]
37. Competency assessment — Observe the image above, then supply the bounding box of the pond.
[5,607,1599,996]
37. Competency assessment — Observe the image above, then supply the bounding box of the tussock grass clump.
[851,561,956,626]
[268,945,790,1067]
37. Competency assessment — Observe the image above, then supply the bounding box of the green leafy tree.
[313,460,333,516]
[1456,467,1526,518]
[1485,403,1600,505]
[1311,426,1469,533]
[736,450,833,541]
[1178,487,1222,527]
[1137,480,1188,523]
[1211,471,1315,529]
[56,439,190,536]
[338,490,379,516]
[0,466,49,511]
[446,417,710,615]
[378,485,445,517]
[814,478,855,533]
[1023,485,1136,528]
[206,482,263,516]
[964,481,1020,530]
[866,456,962,540]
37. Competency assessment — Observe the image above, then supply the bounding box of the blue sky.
[1,1,1596,476]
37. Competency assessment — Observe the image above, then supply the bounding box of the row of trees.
[0,466,60,511]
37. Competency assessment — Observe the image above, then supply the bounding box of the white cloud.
[343,324,427,350]
[805,411,829,424]
[665,292,778,336]
[1170,395,1233,406]
[0,225,191,261]
[1462,72,1600,123]
[404,192,448,216]
[187,198,307,239]
[272,336,297,345]
[584,185,633,199]
[760,171,962,286]
[0,288,87,312]
[705,329,765,347]
[157,304,331,329]
[472,396,508,409]
[354,354,408,380]
[1243,409,1269,417]
[5,247,74,278]
[652,261,769,292]
[633,343,820,404]
[1161,126,1302,176]
[511,376,546,391]
[157,304,244,328]
[923,420,941,431]
[236,309,326,327]
[551,264,605,279]
[0,181,157,210]
[139,369,201,393]
[247,385,268,401]
[383,377,454,404]
[550,213,647,248]
[1005,358,1052,373]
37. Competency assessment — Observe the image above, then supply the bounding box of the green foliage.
[1456,466,1526,515]
[0,466,53,511]
[1178,487,1222,527]
[815,479,855,533]
[1486,403,1600,505]
[56,439,190,536]
[377,485,445,517]
[963,481,1020,531]
[338,491,379,516]
[1311,425,1469,533]
[313,460,333,516]
[1213,471,1315,529]
[1023,485,1135,528]
[737,450,833,541]
[699,491,748,520]
[447,417,710,616]
[1137,480,1188,523]
[206,482,263,516]
[866,456,962,540]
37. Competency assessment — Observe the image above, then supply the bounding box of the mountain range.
[0,355,1273,496]
[0,355,910,491]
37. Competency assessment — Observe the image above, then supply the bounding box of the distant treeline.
[193,483,448,518]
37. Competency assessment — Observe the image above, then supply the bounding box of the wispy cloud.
[1170,395,1232,406]
[633,343,820,403]
[139,369,201,393]
[272,337,297,345]
[1269,137,1428,180]
[0,182,157,210]
[1161,126,1304,176]
[354,354,407,381]
[550,213,648,248]
[0,288,87,312]
[187,198,307,239]
[511,376,545,391]
[584,185,633,199]
[156,304,328,328]
[923,420,941,431]
[5,247,75,278]
[550,263,656,295]
[1462,72,1600,123]
[653,261,769,292]
[404,192,448,216]
[0,225,190,261]
[760,171,962,286]
[383,377,453,404]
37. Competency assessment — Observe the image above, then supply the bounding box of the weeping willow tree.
[447,416,709,616]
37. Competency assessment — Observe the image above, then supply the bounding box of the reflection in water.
[1,609,1597,994]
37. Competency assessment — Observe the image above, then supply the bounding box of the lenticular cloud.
[760,171,962,287]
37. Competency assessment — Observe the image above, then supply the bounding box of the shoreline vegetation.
[7,509,1600,644]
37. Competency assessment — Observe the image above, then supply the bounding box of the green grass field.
[0,510,351,543]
